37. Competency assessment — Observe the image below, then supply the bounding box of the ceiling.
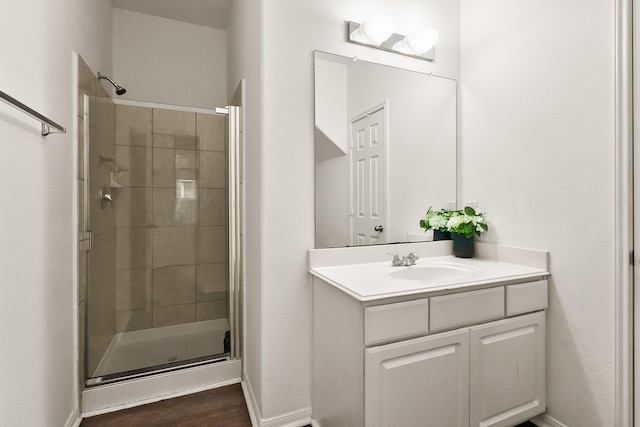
[111,0,233,30]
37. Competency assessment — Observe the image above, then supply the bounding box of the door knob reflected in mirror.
[374,225,384,232]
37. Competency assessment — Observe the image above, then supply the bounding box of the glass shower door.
[83,95,238,386]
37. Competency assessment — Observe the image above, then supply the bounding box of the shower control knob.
[100,184,113,209]
[374,225,384,232]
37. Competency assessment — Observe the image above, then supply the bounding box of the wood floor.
[80,382,538,427]
[80,384,252,427]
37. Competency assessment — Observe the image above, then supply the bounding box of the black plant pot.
[452,234,475,258]
[433,230,452,241]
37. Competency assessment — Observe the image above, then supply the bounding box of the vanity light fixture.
[347,19,436,62]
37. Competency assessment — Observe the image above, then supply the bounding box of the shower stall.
[76,56,242,406]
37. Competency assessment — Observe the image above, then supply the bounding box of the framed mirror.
[314,51,457,248]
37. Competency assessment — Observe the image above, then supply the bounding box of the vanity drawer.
[430,287,505,332]
[364,298,429,346]
[506,280,548,316]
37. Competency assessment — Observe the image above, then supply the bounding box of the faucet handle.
[404,252,419,266]
[390,254,404,266]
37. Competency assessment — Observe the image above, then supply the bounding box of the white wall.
[112,8,227,109]
[460,1,615,425]
[0,0,113,425]
[226,0,264,417]
[258,0,460,421]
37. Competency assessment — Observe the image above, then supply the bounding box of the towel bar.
[0,90,66,136]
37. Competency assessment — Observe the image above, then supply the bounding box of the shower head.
[97,72,127,96]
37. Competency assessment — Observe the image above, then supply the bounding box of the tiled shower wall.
[113,104,228,333]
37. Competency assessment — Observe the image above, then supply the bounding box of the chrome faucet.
[391,252,419,266]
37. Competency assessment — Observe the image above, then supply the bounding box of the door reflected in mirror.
[314,51,457,248]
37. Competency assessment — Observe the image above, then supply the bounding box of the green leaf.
[464,206,476,216]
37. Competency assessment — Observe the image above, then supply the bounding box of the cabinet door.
[365,329,469,427]
[469,311,546,427]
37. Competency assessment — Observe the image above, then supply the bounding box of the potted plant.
[446,206,488,258]
[419,207,452,240]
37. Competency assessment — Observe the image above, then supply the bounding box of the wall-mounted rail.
[0,90,66,136]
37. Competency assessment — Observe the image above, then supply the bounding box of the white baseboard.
[259,408,312,427]
[241,378,259,427]
[64,410,81,427]
[307,413,555,427]
[241,377,312,427]
[531,414,568,427]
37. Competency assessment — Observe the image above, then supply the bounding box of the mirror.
[314,51,457,248]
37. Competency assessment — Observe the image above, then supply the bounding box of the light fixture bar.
[347,21,435,62]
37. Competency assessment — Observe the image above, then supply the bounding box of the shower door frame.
[620,0,633,426]
[81,98,243,387]
[227,105,242,361]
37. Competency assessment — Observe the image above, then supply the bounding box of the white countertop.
[310,253,549,302]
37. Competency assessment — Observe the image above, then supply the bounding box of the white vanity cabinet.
[312,277,548,427]
[469,312,546,427]
[365,328,470,427]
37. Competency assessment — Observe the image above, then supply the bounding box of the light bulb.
[393,28,439,55]
[350,16,395,46]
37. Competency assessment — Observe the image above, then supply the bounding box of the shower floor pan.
[89,318,229,386]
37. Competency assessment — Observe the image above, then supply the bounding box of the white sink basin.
[389,261,479,282]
